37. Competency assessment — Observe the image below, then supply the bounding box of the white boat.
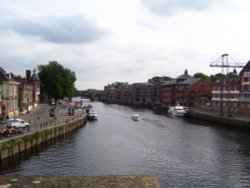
[168,106,175,114]
[168,105,187,117]
[131,114,140,121]
[87,110,98,120]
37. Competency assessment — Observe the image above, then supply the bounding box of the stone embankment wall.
[0,176,161,188]
[0,116,86,160]
[186,111,250,128]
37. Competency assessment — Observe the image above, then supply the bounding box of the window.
[244,71,250,77]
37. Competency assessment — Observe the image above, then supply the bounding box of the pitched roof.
[176,69,193,81]
[239,60,250,76]
[132,82,154,86]
[0,71,10,82]
[0,67,7,74]
[228,75,240,83]
[178,78,200,85]
[176,73,193,80]
[30,69,40,81]
[162,79,177,86]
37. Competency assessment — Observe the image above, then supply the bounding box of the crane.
[210,54,244,116]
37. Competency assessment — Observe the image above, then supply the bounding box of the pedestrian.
[27,124,30,132]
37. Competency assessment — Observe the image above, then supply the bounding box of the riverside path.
[1,104,85,138]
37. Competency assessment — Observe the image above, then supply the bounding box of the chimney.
[26,70,31,80]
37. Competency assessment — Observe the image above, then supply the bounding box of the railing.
[0,107,85,139]
[29,108,85,132]
[239,98,250,102]
[211,97,239,102]
[212,90,240,94]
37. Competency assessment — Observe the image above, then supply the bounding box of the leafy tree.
[210,73,224,83]
[193,72,210,81]
[113,82,127,88]
[38,61,76,100]
[148,76,172,83]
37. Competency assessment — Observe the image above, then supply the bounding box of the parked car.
[7,118,30,129]
[0,121,4,127]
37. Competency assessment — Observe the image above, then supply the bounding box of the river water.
[1,100,250,187]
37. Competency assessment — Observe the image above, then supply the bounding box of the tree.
[38,61,76,100]
[148,76,172,84]
[210,73,224,83]
[193,72,210,81]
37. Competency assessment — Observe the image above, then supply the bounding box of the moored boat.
[168,105,187,117]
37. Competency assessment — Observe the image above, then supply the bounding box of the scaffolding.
[210,54,244,116]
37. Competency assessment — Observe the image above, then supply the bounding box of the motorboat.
[87,110,98,120]
[168,105,187,117]
[131,114,140,121]
[167,106,175,114]
[87,104,93,108]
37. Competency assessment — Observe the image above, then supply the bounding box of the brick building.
[130,83,154,106]
[239,60,250,114]
[211,60,250,115]
[211,73,240,115]
[161,69,212,108]
[14,69,40,113]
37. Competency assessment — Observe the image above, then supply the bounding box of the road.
[17,104,85,132]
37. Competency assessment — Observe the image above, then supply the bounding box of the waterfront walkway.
[0,104,85,140]
[187,108,250,128]
[192,108,250,121]
[0,176,160,188]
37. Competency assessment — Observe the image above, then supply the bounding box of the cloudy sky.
[0,0,250,90]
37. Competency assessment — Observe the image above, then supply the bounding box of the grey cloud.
[0,56,36,76]
[141,0,228,16]
[0,14,108,44]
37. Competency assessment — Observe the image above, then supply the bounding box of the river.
[1,100,250,187]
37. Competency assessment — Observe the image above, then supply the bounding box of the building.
[0,68,20,119]
[161,69,212,108]
[29,69,40,107]
[239,60,250,114]
[130,83,154,106]
[15,69,40,113]
[103,84,118,103]
[211,72,240,115]
[211,60,250,116]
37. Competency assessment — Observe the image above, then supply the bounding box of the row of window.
[212,102,238,107]
[212,94,239,98]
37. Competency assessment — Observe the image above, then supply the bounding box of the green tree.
[210,73,224,83]
[193,72,210,81]
[38,61,76,100]
[148,76,172,83]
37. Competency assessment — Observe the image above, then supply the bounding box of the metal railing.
[0,107,85,139]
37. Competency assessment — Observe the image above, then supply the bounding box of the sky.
[0,0,250,90]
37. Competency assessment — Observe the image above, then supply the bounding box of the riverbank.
[0,115,86,160]
[186,109,250,128]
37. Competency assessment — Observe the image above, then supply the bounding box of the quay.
[186,109,250,128]
[0,176,160,188]
[0,104,87,160]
